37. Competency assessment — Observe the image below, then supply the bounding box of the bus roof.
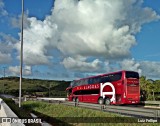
[73,70,138,82]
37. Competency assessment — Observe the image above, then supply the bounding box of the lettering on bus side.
[83,84,99,90]
[100,82,116,103]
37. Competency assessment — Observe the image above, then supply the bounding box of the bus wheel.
[104,98,110,105]
[76,98,79,103]
[98,98,104,105]
[72,98,75,102]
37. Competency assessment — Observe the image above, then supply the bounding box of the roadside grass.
[22,101,159,126]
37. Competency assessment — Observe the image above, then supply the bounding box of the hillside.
[0,77,70,97]
[0,76,159,101]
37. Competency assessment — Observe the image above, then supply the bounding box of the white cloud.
[12,0,160,78]
[16,0,160,67]
[0,33,17,44]
[11,13,31,29]
[0,52,11,63]
[120,58,142,75]
[120,59,160,79]
[140,61,160,79]
[62,57,103,72]
[8,65,32,76]
[0,0,8,16]
[0,33,17,64]
[23,65,32,75]
[53,0,159,58]
[8,66,20,75]
[15,17,57,65]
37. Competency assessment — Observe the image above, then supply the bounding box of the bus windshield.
[126,71,139,79]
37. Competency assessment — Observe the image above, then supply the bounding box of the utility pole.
[3,67,6,94]
[19,0,24,108]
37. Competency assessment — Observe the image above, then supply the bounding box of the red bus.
[66,70,140,105]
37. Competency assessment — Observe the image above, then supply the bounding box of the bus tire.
[104,98,110,105]
[98,98,104,105]
[76,98,79,103]
[72,97,75,102]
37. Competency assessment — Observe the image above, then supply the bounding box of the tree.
[140,76,156,101]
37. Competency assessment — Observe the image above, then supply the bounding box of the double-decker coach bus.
[66,70,140,105]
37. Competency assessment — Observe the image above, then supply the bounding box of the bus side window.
[74,90,82,95]
[100,76,110,83]
[109,72,122,82]
[80,80,84,85]
[84,79,88,85]
[92,77,99,84]
[76,81,80,86]
[88,78,92,84]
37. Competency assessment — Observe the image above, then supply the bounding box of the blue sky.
[0,0,160,80]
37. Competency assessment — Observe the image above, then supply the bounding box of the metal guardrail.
[13,97,160,105]
[12,97,160,118]
[104,105,160,118]
[142,101,160,106]
[62,101,160,118]
[37,97,66,101]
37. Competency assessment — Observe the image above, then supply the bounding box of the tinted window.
[72,81,78,87]
[82,89,99,94]
[88,77,101,84]
[88,78,93,84]
[126,71,139,79]
[72,80,85,87]
[84,79,88,84]
[92,77,100,84]
[74,89,99,95]
[100,72,122,83]
[77,81,81,86]
[71,72,123,87]
[78,80,83,85]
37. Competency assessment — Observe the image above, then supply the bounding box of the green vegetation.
[1,97,159,126]
[22,101,121,118]
[21,101,159,126]
[0,76,160,101]
[0,76,70,97]
[140,76,160,101]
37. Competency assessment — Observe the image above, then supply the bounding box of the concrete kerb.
[0,99,25,126]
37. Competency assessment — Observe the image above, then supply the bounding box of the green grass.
[22,101,120,117]
[22,101,159,126]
